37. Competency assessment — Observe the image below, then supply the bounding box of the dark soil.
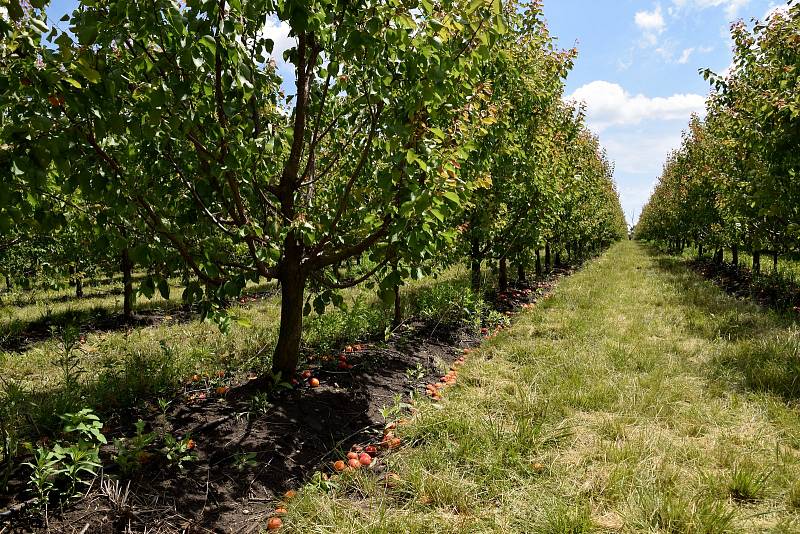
[689,259,800,313]
[1,271,570,534]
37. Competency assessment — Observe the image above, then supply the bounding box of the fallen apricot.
[364,445,377,454]
[308,377,320,387]
[284,490,297,500]
[267,517,283,530]
[348,458,361,469]
[358,453,372,466]
[215,386,229,395]
[301,370,312,379]
[333,460,346,472]
[347,451,359,460]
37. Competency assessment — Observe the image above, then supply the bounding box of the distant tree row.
[636,4,800,273]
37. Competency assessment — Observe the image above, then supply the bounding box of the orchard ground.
[282,241,800,532]
[2,241,800,532]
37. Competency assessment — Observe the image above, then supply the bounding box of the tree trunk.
[714,248,723,265]
[555,251,561,268]
[122,247,134,319]
[498,258,508,292]
[470,236,481,294]
[773,252,779,273]
[698,243,704,259]
[753,251,761,275]
[4,275,10,290]
[517,263,526,283]
[545,243,551,272]
[732,245,738,267]
[272,243,306,377]
[535,249,542,277]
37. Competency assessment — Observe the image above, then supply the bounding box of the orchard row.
[1,0,626,375]
[636,5,799,270]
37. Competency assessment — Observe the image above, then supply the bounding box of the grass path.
[284,241,800,533]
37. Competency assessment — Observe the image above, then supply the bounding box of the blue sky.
[44,0,792,226]
[544,0,792,225]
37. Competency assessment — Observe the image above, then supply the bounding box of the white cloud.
[671,0,750,19]
[635,5,666,44]
[568,81,706,131]
[677,47,695,63]
[261,18,296,66]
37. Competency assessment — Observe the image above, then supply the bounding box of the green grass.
[0,263,492,455]
[277,241,800,533]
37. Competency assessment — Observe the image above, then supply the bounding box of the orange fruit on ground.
[301,370,312,379]
[186,439,196,450]
[364,445,377,454]
[347,451,358,460]
[388,437,402,449]
[333,460,346,472]
[284,490,297,500]
[358,453,372,466]
[215,386,229,395]
[267,517,283,530]
[274,508,287,515]
[348,458,361,469]
[308,377,320,387]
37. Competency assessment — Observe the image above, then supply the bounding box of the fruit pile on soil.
[1,270,571,533]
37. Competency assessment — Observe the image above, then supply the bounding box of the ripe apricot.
[301,370,312,379]
[308,377,320,387]
[348,458,360,469]
[284,490,297,500]
[358,453,372,466]
[347,451,358,460]
[267,517,282,530]
[364,445,377,454]
[333,460,346,472]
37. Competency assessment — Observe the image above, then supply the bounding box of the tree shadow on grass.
[646,248,800,404]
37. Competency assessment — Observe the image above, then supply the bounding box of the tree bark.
[517,263,526,283]
[272,239,306,377]
[773,252,779,273]
[122,247,134,319]
[554,251,561,268]
[714,248,723,265]
[545,243,551,273]
[535,249,542,277]
[753,250,761,275]
[4,275,10,290]
[498,258,508,292]
[732,245,738,266]
[470,236,481,294]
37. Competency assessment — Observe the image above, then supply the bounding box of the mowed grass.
[280,240,800,533]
